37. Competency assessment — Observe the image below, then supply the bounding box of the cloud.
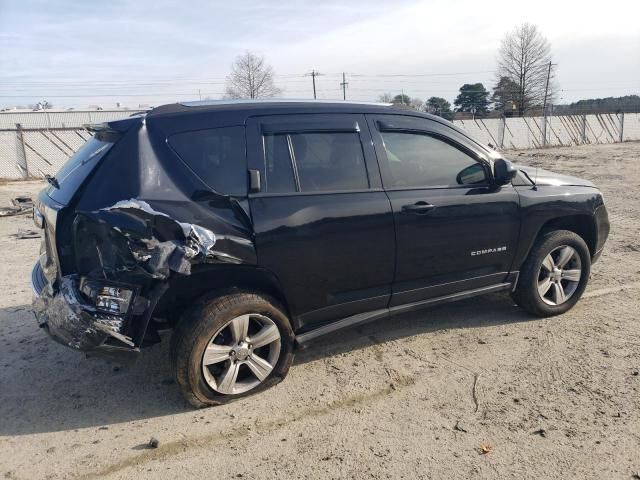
[0,0,638,107]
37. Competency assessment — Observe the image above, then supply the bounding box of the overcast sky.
[1,0,638,109]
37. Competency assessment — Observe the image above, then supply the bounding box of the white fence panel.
[623,113,640,142]
[584,114,621,144]
[1,110,639,179]
[453,119,502,148]
[0,110,146,129]
[502,117,541,149]
[22,131,71,176]
[0,132,24,179]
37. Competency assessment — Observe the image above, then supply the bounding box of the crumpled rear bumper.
[31,262,140,362]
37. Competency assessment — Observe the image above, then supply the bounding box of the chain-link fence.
[0,126,97,179]
[1,110,639,179]
[0,110,145,179]
[0,109,146,129]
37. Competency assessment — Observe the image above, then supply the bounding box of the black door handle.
[401,201,436,214]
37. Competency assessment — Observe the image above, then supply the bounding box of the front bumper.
[592,204,610,264]
[31,262,140,362]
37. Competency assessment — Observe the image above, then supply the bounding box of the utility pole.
[307,70,322,99]
[340,72,348,100]
[542,61,553,116]
[542,61,554,146]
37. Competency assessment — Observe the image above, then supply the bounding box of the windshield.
[46,136,115,205]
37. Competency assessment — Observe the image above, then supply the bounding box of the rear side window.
[169,126,246,196]
[291,132,368,192]
[264,134,296,194]
[263,131,369,193]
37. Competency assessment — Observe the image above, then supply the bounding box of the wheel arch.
[538,214,598,257]
[513,213,598,273]
[514,213,597,270]
[155,264,293,329]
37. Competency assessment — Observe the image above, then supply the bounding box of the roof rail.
[179,98,391,107]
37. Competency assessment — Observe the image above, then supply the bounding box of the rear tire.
[171,292,295,408]
[512,230,591,317]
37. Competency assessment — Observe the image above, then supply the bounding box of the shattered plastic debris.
[93,320,135,347]
[33,276,132,350]
[10,229,41,240]
[0,196,33,217]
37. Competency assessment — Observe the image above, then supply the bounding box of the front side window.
[263,131,369,193]
[169,126,246,196]
[379,131,487,188]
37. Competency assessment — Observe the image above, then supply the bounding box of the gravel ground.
[0,142,639,480]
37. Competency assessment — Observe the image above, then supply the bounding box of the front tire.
[512,230,591,317]
[171,292,295,408]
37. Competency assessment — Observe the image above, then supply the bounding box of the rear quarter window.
[168,126,246,196]
[47,136,114,205]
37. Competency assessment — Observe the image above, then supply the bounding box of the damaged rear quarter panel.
[35,116,258,355]
[73,117,257,269]
[80,198,250,280]
[63,199,256,351]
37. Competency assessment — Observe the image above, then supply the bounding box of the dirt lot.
[0,142,639,479]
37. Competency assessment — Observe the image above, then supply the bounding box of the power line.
[347,70,497,77]
[1,86,638,99]
[0,69,501,87]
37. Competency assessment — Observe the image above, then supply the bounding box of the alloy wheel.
[537,245,582,306]
[201,313,281,395]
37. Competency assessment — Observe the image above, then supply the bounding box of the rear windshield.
[47,136,114,205]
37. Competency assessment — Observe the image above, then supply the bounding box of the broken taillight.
[79,278,134,316]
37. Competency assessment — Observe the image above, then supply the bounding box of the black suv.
[32,100,609,406]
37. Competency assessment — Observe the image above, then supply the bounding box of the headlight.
[79,278,134,315]
[33,207,44,229]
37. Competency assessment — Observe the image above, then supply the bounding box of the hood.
[517,166,595,188]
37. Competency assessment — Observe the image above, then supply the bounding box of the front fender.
[512,185,606,269]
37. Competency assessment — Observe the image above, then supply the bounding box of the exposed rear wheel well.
[538,215,597,257]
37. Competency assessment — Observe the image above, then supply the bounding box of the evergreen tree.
[454,83,490,115]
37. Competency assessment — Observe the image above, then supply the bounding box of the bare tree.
[497,23,554,116]
[378,93,394,103]
[225,51,281,99]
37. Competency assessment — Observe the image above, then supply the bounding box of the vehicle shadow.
[295,292,535,365]
[0,305,188,437]
[0,293,535,436]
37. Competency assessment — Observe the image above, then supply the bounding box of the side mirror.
[456,163,487,185]
[493,158,517,186]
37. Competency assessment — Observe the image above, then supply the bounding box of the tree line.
[226,23,560,118]
[377,23,556,119]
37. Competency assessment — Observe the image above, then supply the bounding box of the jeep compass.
[31,100,610,406]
